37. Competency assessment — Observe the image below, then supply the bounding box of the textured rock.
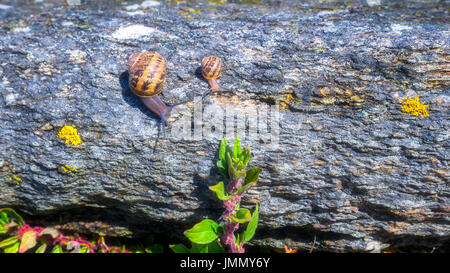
[0,0,449,252]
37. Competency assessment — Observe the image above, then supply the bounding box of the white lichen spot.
[391,24,412,34]
[5,93,19,105]
[126,10,145,16]
[141,0,160,8]
[366,0,381,7]
[0,4,12,9]
[13,26,31,33]
[125,1,159,11]
[68,49,87,64]
[125,4,140,10]
[66,0,81,6]
[112,25,157,40]
[62,21,74,27]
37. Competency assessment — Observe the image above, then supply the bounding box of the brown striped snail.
[128,51,188,136]
[201,56,223,93]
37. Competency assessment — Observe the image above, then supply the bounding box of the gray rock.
[0,0,449,252]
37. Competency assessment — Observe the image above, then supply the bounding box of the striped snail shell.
[201,56,222,80]
[128,51,166,98]
[201,56,223,93]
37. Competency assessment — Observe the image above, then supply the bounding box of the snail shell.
[201,56,222,80]
[128,51,166,98]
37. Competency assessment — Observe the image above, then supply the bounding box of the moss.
[401,96,429,118]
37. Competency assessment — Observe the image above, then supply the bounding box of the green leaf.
[238,148,245,163]
[227,153,245,180]
[0,235,19,248]
[0,211,8,224]
[245,168,261,184]
[243,147,251,166]
[79,246,89,253]
[0,226,7,234]
[243,204,259,242]
[170,244,191,253]
[236,167,261,195]
[184,219,221,244]
[191,243,209,253]
[51,244,63,253]
[237,161,245,170]
[0,208,23,227]
[218,138,232,179]
[236,182,255,195]
[216,160,226,176]
[35,243,47,253]
[209,182,232,201]
[232,136,241,161]
[4,241,20,253]
[230,208,252,223]
[219,138,228,163]
[207,240,226,253]
[19,231,37,253]
[227,152,235,176]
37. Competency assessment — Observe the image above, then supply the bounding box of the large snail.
[128,51,187,136]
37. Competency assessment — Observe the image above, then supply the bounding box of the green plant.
[0,208,137,253]
[170,136,260,253]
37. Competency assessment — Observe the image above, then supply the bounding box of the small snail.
[128,51,187,136]
[201,56,223,93]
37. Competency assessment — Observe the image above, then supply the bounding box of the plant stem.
[221,176,245,253]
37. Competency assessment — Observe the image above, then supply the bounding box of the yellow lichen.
[58,125,82,146]
[279,93,300,111]
[61,164,77,173]
[401,97,429,118]
[9,175,21,185]
[181,8,202,14]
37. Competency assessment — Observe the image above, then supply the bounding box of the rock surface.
[0,0,449,252]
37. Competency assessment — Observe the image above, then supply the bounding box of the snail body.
[128,51,183,136]
[201,56,222,93]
